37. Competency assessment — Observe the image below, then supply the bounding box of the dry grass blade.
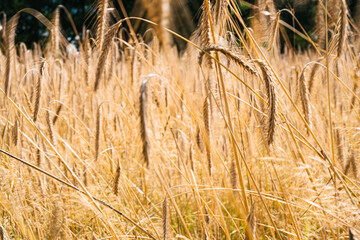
[199,45,257,76]
[140,77,151,167]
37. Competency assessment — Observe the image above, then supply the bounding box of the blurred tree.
[0,0,358,50]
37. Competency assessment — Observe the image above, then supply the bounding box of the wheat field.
[0,0,360,239]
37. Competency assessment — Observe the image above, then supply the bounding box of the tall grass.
[0,0,360,239]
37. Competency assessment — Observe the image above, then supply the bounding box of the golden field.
[0,0,360,239]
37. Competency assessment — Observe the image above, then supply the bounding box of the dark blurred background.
[0,0,358,50]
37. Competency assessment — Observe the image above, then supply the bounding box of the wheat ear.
[140,77,151,167]
[95,105,102,161]
[4,14,19,95]
[349,229,357,240]
[203,96,212,176]
[244,203,256,240]
[113,161,121,195]
[336,0,348,58]
[298,68,312,129]
[46,110,56,147]
[52,104,63,125]
[199,0,213,68]
[199,45,257,76]
[315,0,325,48]
[33,61,45,122]
[344,151,357,178]
[94,20,124,91]
[50,7,60,55]
[268,11,280,51]
[95,0,109,51]
[11,118,19,146]
[163,196,169,240]
[0,223,9,240]
[335,128,345,169]
[254,60,276,146]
